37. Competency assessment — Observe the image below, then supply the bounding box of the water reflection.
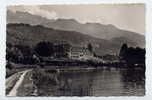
[120,68,145,96]
[38,67,145,96]
[57,70,96,96]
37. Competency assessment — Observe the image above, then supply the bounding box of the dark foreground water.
[38,67,145,96]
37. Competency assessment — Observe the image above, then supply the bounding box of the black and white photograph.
[6,4,145,96]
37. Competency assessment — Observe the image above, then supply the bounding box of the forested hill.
[7,23,141,55]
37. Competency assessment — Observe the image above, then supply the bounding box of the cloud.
[8,5,58,19]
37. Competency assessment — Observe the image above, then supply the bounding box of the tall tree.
[119,43,128,60]
[87,43,93,53]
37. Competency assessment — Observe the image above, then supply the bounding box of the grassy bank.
[31,68,59,96]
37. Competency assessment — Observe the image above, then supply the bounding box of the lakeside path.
[7,70,31,96]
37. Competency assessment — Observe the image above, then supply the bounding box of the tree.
[54,42,71,58]
[87,43,93,53]
[34,41,54,57]
[119,43,128,60]
[15,45,33,57]
[119,43,145,66]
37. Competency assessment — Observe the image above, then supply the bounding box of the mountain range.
[7,10,145,55]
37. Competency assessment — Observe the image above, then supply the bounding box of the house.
[69,46,93,60]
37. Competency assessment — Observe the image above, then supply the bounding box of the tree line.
[119,43,145,66]
[6,41,145,68]
[6,41,72,64]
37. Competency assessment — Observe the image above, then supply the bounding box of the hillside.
[7,23,140,55]
[7,10,145,48]
[43,19,145,47]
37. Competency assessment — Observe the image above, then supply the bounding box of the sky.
[8,4,145,34]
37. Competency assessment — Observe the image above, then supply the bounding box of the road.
[6,68,60,96]
[6,70,32,96]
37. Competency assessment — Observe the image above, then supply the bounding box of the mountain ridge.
[7,10,145,48]
[7,10,145,55]
[7,23,141,56]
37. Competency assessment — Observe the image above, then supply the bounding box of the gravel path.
[7,70,31,96]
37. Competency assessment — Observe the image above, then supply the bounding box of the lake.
[37,67,145,96]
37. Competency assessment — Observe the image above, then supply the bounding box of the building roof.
[70,46,89,52]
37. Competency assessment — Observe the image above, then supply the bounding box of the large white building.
[69,46,93,60]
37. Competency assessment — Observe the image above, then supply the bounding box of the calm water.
[38,67,145,96]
